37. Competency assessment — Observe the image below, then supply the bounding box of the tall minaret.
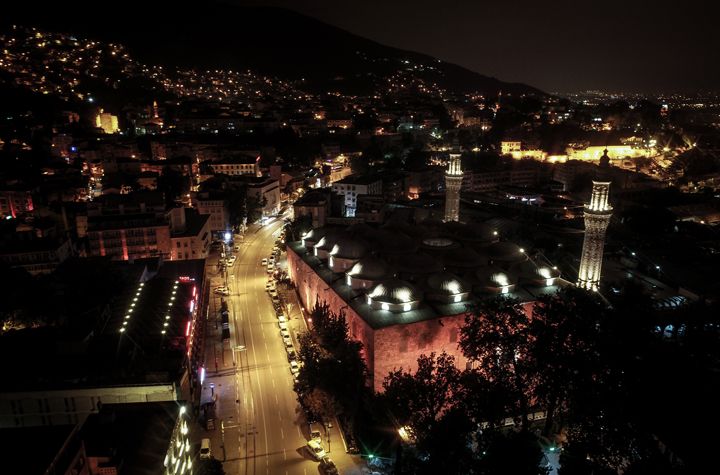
[444,145,463,222]
[577,180,613,291]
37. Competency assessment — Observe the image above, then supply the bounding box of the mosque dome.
[366,279,422,312]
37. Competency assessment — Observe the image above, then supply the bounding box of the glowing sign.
[185,320,191,337]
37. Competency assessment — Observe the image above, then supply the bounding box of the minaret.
[444,145,463,222]
[577,180,613,291]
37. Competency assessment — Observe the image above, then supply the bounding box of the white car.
[280,328,290,339]
[283,335,293,348]
[306,440,326,461]
[290,360,300,375]
[261,258,268,266]
[277,315,287,324]
[214,286,230,296]
[279,321,288,331]
[266,265,274,274]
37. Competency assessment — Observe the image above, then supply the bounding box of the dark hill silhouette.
[3,1,544,96]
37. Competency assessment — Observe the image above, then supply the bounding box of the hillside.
[3,2,543,97]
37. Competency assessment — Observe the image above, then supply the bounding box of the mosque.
[287,150,611,391]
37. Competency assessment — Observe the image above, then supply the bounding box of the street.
[200,219,362,475]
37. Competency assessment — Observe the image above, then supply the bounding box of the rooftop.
[289,219,569,329]
[82,402,182,475]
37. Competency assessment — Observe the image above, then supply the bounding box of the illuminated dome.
[426,272,471,303]
[313,232,341,260]
[475,266,518,294]
[517,260,561,286]
[347,257,389,281]
[346,257,391,290]
[330,237,367,260]
[366,279,422,312]
[328,236,367,272]
[302,228,326,250]
[487,242,528,264]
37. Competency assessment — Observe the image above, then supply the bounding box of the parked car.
[277,314,287,323]
[290,360,300,375]
[279,321,288,331]
[280,328,290,339]
[261,258,268,265]
[283,335,293,348]
[234,245,241,251]
[214,286,229,296]
[266,265,274,274]
[310,423,322,441]
[320,457,339,475]
[200,438,212,459]
[286,347,297,361]
[305,440,326,461]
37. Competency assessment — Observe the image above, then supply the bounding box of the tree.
[382,352,462,444]
[302,388,337,423]
[529,287,607,436]
[383,352,472,475]
[460,297,534,431]
[297,301,367,432]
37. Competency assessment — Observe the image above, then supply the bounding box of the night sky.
[241,0,718,94]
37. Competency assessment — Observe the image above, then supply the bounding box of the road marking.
[275,394,278,405]
[280,428,284,439]
[271,379,275,389]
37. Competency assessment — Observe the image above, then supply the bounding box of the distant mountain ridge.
[3,1,544,97]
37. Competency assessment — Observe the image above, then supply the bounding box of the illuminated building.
[288,221,567,391]
[169,207,211,261]
[444,148,463,222]
[210,155,261,177]
[0,260,207,428]
[80,403,193,475]
[332,175,382,218]
[95,109,119,134]
[566,145,653,162]
[577,180,613,291]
